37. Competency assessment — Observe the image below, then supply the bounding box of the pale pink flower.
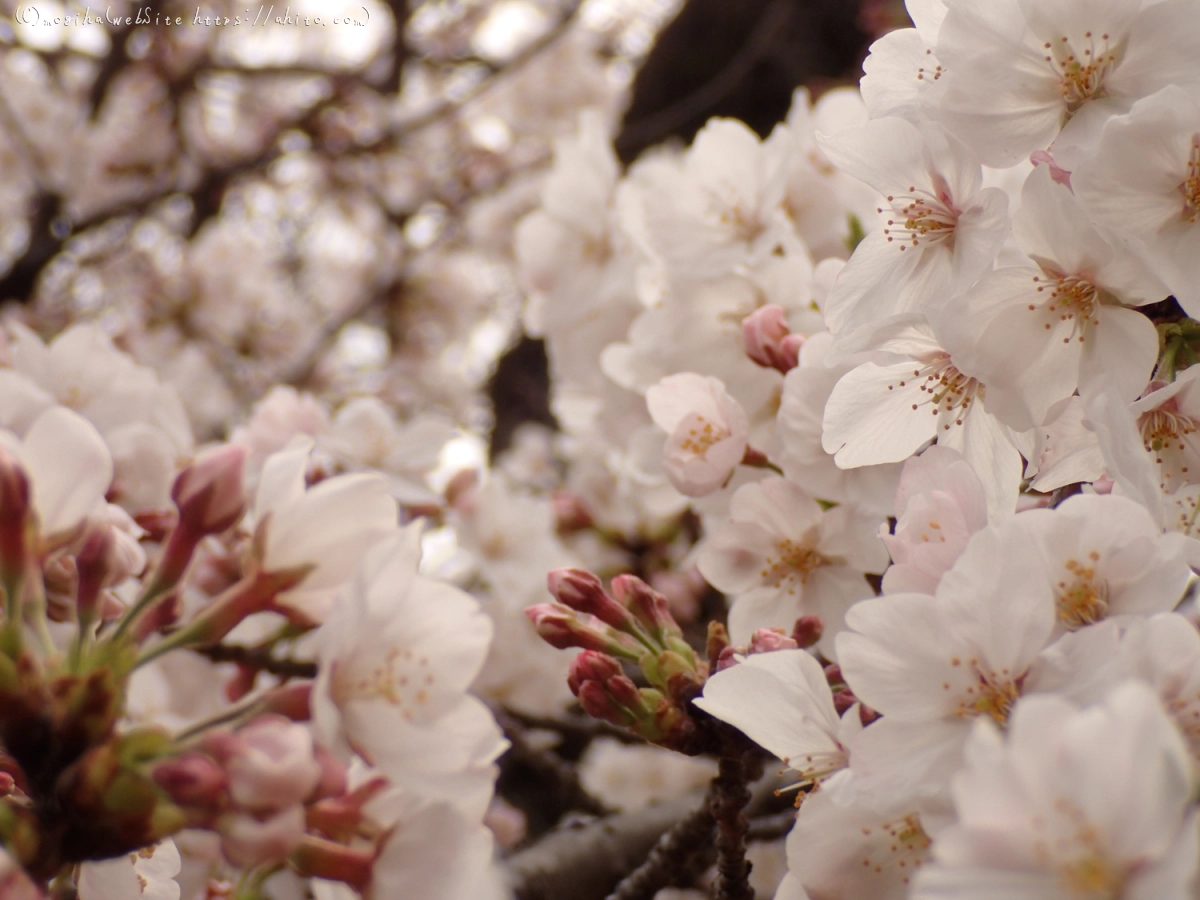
[913,683,1198,898]
[933,0,1200,168]
[645,373,749,498]
[1074,86,1200,316]
[697,475,887,653]
[881,445,988,595]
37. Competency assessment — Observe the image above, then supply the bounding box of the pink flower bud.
[525,604,641,658]
[567,650,623,695]
[832,689,858,715]
[742,305,802,373]
[791,615,825,649]
[747,628,799,654]
[172,444,248,537]
[611,574,682,640]
[547,568,639,633]
[152,753,229,811]
[308,745,349,804]
[577,681,636,726]
[223,716,322,813]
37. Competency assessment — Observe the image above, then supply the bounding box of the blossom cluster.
[517,0,1200,895]
[0,324,506,898]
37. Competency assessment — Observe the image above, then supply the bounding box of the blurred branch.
[745,809,796,843]
[711,751,763,900]
[384,0,584,142]
[506,765,784,900]
[616,0,793,158]
[193,642,318,680]
[494,707,614,821]
[501,707,651,747]
[604,799,715,900]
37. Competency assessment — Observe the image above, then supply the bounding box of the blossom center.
[1182,135,1200,224]
[891,356,982,433]
[1139,403,1199,454]
[1059,855,1124,898]
[679,416,729,457]
[857,814,932,885]
[1042,32,1117,117]
[1055,554,1108,628]
[1030,273,1101,344]
[761,538,830,591]
[330,649,435,721]
[879,183,959,251]
[953,658,1021,726]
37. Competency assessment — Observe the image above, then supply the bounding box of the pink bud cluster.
[154,715,345,868]
[527,568,709,751]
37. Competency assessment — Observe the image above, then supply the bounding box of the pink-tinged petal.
[698,520,775,594]
[823,362,937,468]
[816,117,930,197]
[823,228,924,335]
[694,649,842,765]
[1078,305,1156,403]
[22,407,112,541]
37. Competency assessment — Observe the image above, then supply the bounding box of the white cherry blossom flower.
[1074,85,1200,316]
[252,438,399,622]
[0,406,113,551]
[1116,614,1200,772]
[4,323,192,514]
[1084,388,1200,538]
[776,769,936,900]
[1021,397,1107,493]
[912,682,1199,899]
[695,649,860,788]
[77,838,182,900]
[934,0,1200,168]
[623,118,798,282]
[881,445,988,595]
[697,475,888,652]
[860,0,949,122]
[836,523,1058,788]
[645,373,749,498]
[816,118,1009,338]
[821,315,1023,522]
[776,331,901,518]
[313,527,505,818]
[959,165,1162,432]
[1010,493,1195,633]
[321,397,455,506]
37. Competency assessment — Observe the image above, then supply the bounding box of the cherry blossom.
[881,445,988,595]
[959,165,1162,432]
[697,475,887,651]
[645,373,750,498]
[1074,85,1200,316]
[815,118,1009,339]
[913,682,1199,899]
[934,0,1200,168]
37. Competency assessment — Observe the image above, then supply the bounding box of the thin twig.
[384,0,584,142]
[494,708,613,818]
[193,642,318,680]
[604,799,715,900]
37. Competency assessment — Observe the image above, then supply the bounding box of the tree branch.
[711,751,764,900]
[192,643,318,680]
